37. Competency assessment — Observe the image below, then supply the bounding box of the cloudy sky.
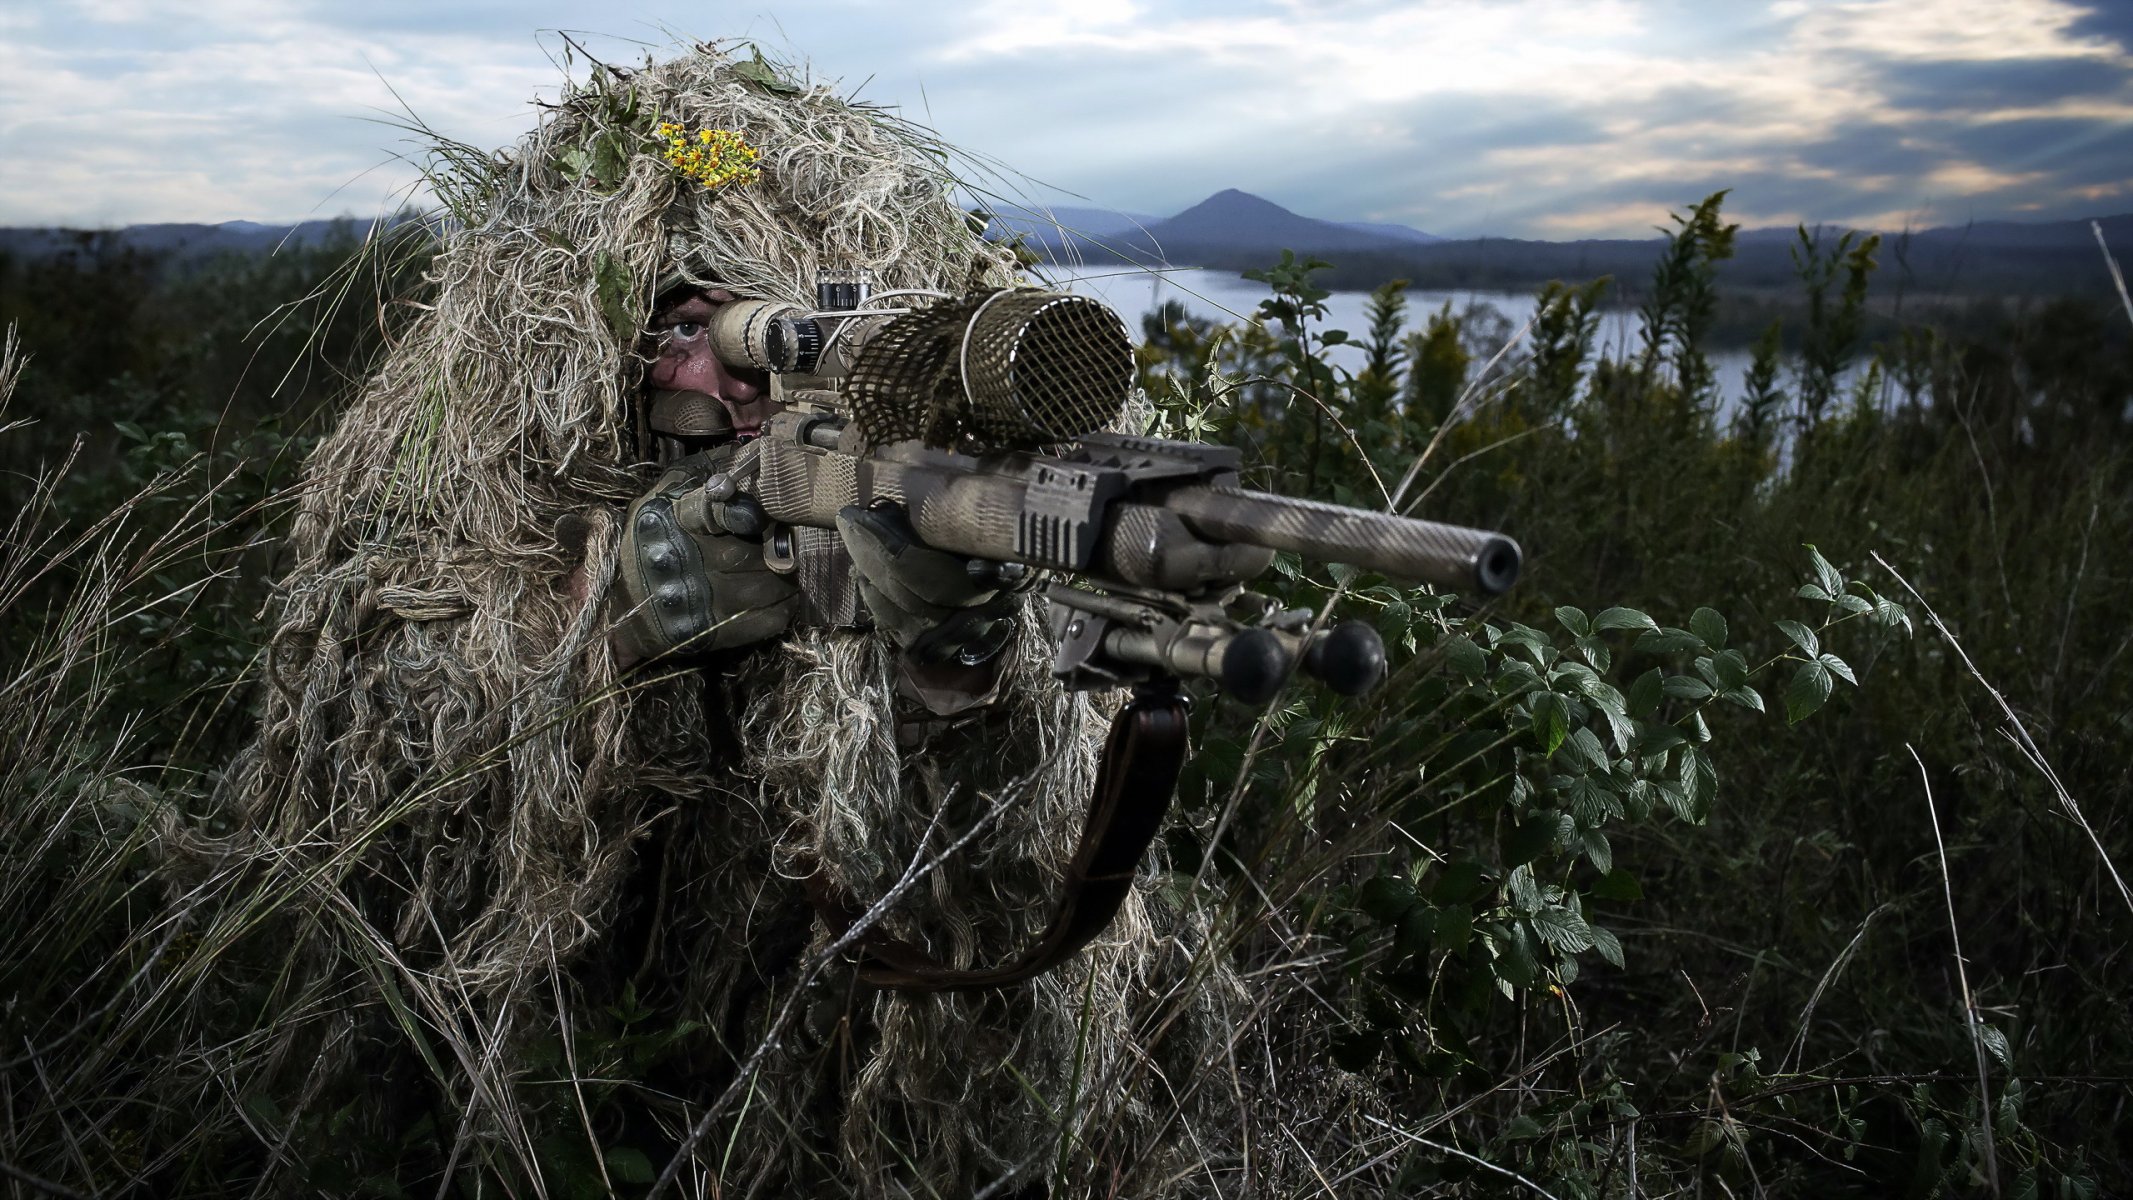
[1,0,2128,238]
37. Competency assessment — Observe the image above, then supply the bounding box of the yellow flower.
[652,124,762,189]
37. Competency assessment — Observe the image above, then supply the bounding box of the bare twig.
[1910,744,1999,1197]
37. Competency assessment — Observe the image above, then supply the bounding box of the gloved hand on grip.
[836,501,1024,670]
[612,448,798,663]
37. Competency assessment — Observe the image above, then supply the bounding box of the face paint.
[648,288,779,438]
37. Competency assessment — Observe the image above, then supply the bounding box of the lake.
[1036,264,1772,414]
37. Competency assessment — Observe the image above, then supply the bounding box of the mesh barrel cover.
[844,289,1131,450]
[960,290,1132,449]
[843,296,978,445]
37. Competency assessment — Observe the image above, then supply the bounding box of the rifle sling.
[803,682,1189,993]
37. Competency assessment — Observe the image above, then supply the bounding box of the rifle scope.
[704,289,1134,451]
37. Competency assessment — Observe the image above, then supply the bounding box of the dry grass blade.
[2094,221,2133,330]
[1910,744,1999,1197]
[1873,552,2133,919]
[1360,1113,1567,1200]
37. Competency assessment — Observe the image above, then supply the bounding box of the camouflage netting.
[207,42,1258,1197]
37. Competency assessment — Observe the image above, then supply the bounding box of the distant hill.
[0,217,401,266]
[1337,220,1444,246]
[985,204,1157,263]
[986,190,1441,265]
[5,200,2125,300]
[1035,190,2133,298]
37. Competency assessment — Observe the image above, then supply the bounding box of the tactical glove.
[836,501,1023,668]
[613,445,798,661]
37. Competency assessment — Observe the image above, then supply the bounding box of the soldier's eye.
[667,321,706,340]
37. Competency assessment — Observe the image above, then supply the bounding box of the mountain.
[6,201,2123,299]
[985,204,1157,262]
[1114,189,1432,263]
[1336,220,1443,245]
[0,216,399,265]
[1039,192,2133,297]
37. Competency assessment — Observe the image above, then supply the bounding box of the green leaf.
[1396,905,1438,959]
[1593,606,1658,633]
[1637,627,1706,654]
[1319,329,1349,345]
[1797,583,1831,601]
[1627,667,1664,718]
[1568,776,1618,824]
[1819,652,1856,685]
[1433,903,1474,953]
[1654,779,1698,823]
[1682,745,1718,817]
[1710,649,1750,689]
[555,145,593,181]
[1485,921,1541,987]
[1638,726,1688,755]
[733,50,801,94]
[1441,633,1486,678]
[1592,869,1644,901]
[1531,692,1569,754]
[1786,659,1834,722]
[1581,825,1613,874]
[593,251,637,341]
[1554,605,1592,637]
[1775,619,1819,657]
[1979,1023,2012,1070]
[1689,607,1727,650]
[1835,592,1873,615]
[1807,544,1845,596]
[1561,727,1609,772]
[1502,1114,1547,1140]
[1503,814,1561,867]
[1359,875,1418,923]
[1429,861,1491,905]
[1875,598,1915,635]
[1510,865,1544,912]
[1662,675,1713,701]
[1591,924,1625,968]
[591,131,627,186]
[1530,906,1594,954]
[1720,685,1766,713]
[605,1147,657,1184]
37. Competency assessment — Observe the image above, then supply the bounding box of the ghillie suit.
[211,44,1253,1197]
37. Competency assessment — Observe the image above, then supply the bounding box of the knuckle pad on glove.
[615,459,798,658]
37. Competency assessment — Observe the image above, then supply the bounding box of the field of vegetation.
[2,191,2129,1196]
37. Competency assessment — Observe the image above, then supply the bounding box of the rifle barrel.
[1165,485,1521,597]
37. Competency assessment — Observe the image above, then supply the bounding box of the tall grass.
[3,187,2130,1195]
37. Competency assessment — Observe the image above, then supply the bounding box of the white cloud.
[0,0,2125,236]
